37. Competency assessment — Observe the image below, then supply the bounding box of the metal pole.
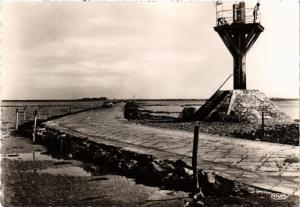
[222,1,223,22]
[16,109,19,130]
[233,28,247,90]
[192,124,200,193]
[33,110,37,143]
[216,1,218,25]
[215,74,233,94]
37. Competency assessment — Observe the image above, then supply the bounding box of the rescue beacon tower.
[192,2,291,123]
[214,1,264,89]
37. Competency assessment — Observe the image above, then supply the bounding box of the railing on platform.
[216,2,261,26]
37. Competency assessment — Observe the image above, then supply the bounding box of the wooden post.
[60,139,63,154]
[23,107,26,122]
[16,109,19,130]
[192,124,200,193]
[69,140,73,157]
[261,111,265,138]
[32,110,37,143]
[32,151,36,161]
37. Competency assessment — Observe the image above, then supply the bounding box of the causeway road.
[46,105,300,196]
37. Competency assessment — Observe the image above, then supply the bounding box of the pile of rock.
[233,123,299,145]
[37,126,222,192]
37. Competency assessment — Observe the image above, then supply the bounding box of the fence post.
[32,151,36,161]
[192,124,200,193]
[33,110,37,143]
[23,107,26,122]
[261,111,264,138]
[60,139,63,154]
[16,109,19,130]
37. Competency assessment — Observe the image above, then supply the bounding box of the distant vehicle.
[103,101,113,108]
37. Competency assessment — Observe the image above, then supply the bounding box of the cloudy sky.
[1,1,299,99]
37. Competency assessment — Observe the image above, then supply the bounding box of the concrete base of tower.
[193,90,292,124]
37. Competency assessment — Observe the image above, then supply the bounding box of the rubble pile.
[232,123,299,145]
[193,90,292,124]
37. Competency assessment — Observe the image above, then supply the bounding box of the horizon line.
[1,97,299,102]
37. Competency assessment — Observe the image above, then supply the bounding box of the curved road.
[46,105,300,196]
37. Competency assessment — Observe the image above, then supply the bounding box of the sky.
[1,0,299,100]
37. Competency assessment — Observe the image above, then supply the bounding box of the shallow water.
[275,100,299,120]
[138,100,299,120]
[1,102,189,207]
[35,166,92,177]
[2,152,61,161]
[2,151,93,177]
[1,100,102,123]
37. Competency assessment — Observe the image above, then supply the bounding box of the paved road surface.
[46,105,300,196]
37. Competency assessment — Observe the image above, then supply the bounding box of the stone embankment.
[20,122,298,207]
[18,121,236,196]
[16,105,300,206]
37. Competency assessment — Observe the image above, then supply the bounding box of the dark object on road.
[284,156,300,164]
[124,101,139,120]
[103,101,113,108]
[179,106,196,121]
